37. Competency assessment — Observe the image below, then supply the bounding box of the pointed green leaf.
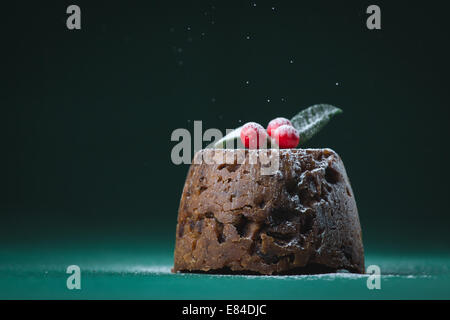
[213,126,243,148]
[290,104,342,144]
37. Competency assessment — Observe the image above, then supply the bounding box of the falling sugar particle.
[253,3,257,7]
[336,82,339,86]
[290,60,294,64]
[281,97,285,102]
[267,99,271,103]
[245,80,249,85]
[187,26,191,31]
[246,35,250,40]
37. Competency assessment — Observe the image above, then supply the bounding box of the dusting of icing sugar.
[290,194,299,203]
[275,170,283,179]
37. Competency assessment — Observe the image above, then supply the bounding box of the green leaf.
[290,104,342,144]
[213,126,243,148]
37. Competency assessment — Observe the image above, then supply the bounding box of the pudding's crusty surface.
[173,149,364,275]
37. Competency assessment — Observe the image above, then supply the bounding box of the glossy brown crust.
[173,149,364,275]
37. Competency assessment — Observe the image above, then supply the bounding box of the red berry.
[266,117,293,137]
[272,124,300,148]
[240,122,268,149]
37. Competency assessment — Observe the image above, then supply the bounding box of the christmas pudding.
[172,105,364,274]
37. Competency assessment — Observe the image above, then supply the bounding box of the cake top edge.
[197,148,337,154]
[193,148,339,162]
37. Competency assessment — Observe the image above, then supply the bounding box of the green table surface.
[1,241,449,300]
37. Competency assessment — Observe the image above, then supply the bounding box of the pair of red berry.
[240,117,300,149]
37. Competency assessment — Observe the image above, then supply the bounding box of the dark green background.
[1,0,449,299]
